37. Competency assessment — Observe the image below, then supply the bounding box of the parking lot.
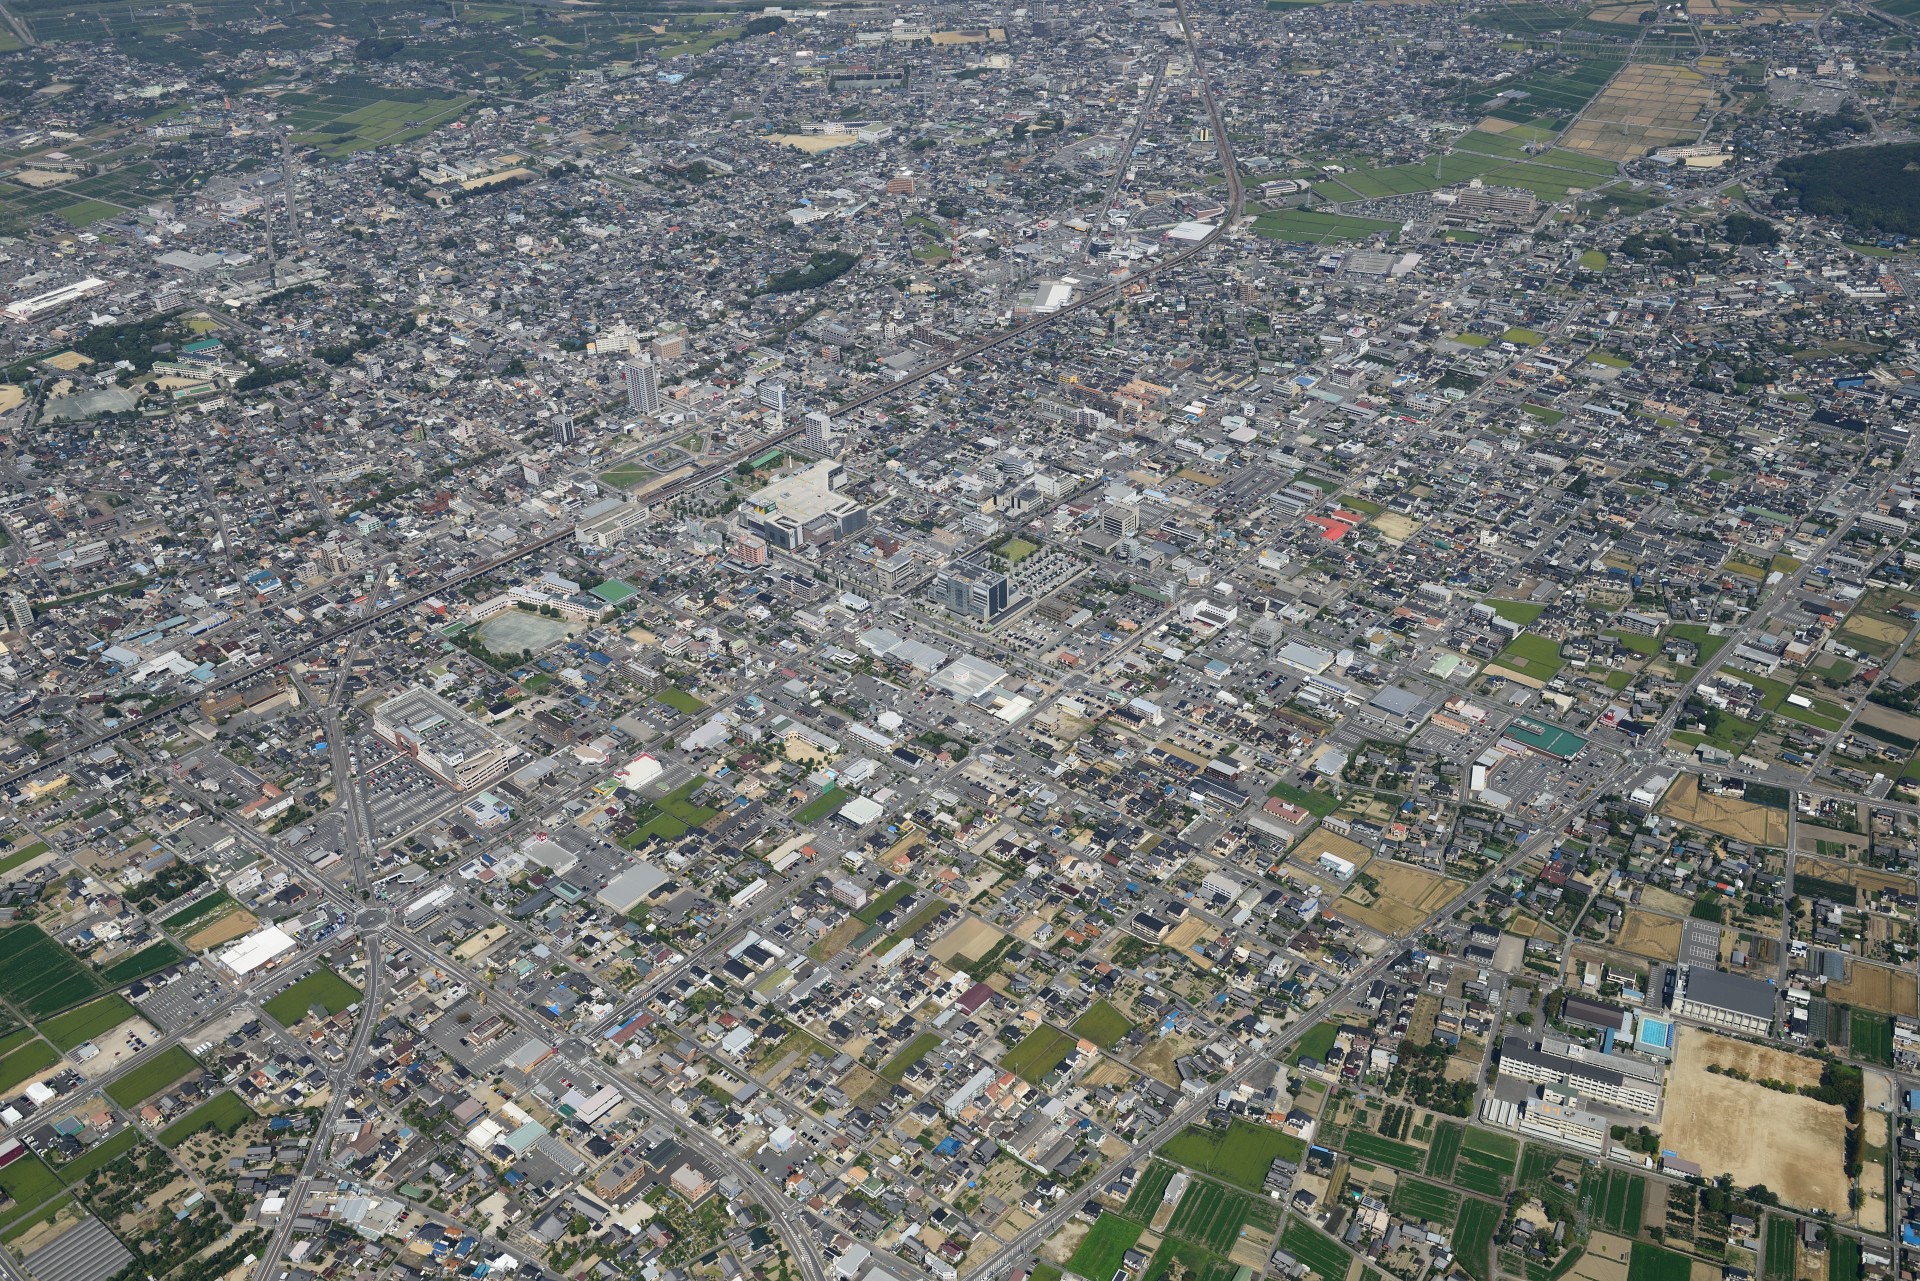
[134,963,228,1032]
[362,749,459,842]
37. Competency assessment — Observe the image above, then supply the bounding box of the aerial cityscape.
[0,1,1916,1281]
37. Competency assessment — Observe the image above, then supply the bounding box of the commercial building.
[1672,967,1775,1035]
[576,495,648,550]
[1496,1035,1662,1115]
[741,460,867,550]
[372,686,519,792]
[929,560,1009,621]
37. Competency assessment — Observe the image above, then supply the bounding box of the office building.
[552,407,576,446]
[741,460,867,550]
[1102,500,1140,537]
[930,560,1010,621]
[759,380,787,413]
[372,686,519,792]
[650,330,685,362]
[623,359,660,415]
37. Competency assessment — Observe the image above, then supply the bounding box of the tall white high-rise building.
[759,379,787,413]
[624,358,660,414]
[804,409,834,455]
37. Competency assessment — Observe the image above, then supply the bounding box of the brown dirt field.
[186,909,260,950]
[1859,1157,1888,1233]
[1131,1035,1188,1086]
[1689,1262,1721,1281]
[1663,1030,1850,1214]
[1828,961,1919,1017]
[1041,1220,1089,1263]
[1572,1234,1632,1281]
[1658,774,1787,845]
[930,916,1004,965]
[1230,1231,1274,1269]
[1336,863,1463,935]
[1688,1029,1824,1087]
[1162,916,1217,969]
[812,917,866,960]
[1890,655,1920,685]
[1855,702,1920,744]
[1083,1058,1135,1089]
[1614,911,1683,961]
[1841,615,1908,647]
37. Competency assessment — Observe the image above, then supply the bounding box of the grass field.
[1849,1012,1894,1065]
[0,841,49,875]
[1455,1200,1502,1281]
[1486,599,1547,625]
[598,464,654,489]
[879,1032,941,1082]
[1342,1129,1424,1171]
[1629,1243,1696,1281]
[855,882,914,924]
[1266,783,1342,819]
[1425,1122,1464,1178]
[1069,1213,1146,1280]
[1167,1179,1256,1253]
[161,890,237,931]
[98,940,186,984]
[654,688,705,716]
[1001,1024,1078,1083]
[1287,1021,1340,1063]
[0,1152,63,1231]
[1141,1236,1237,1281]
[1392,1177,1461,1223]
[156,1091,253,1147]
[1072,999,1133,1048]
[1764,1217,1797,1281]
[263,967,361,1026]
[105,1045,198,1108]
[37,995,134,1051]
[1281,1218,1355,1281]
[54,1129,138,1183]
[1160,1120,1306,1193]
[0,927,102,1018]
[794,787,851,824]
[1495,632,1566,680]
[1252,209,1403,244]
[0,1041,58,1092]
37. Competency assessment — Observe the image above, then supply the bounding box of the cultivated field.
[1614,910,1683,961]
[1662,1030,1849,1213]
[1336,863,1462,934]
[1658,774,1788,845]
[1560,64,1717,161]
[1827,960,1919,1017]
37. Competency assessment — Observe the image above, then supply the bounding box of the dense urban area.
[0,1,1917,1281]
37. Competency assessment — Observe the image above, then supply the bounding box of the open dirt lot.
[1337,862,1463,935]
[1828,961,1919,1017]
[931,916,1005,966]
[1614,910,1683,961]
[1687,1029,1824,1087]
[1663,1030,1850,1214]
[1561,64,1717,161]
[1570,1233,1632,1281]
[1163,916,1217,968]
[1659,774,1788,845]
[185,909,260,950]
